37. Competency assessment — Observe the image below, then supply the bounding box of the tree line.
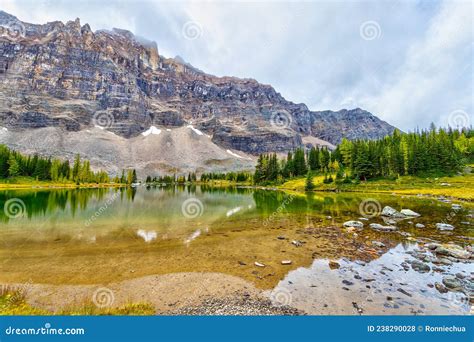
[254,127,473,184]
[0,144,140,185]
[336,126,472,179]
[144,171,252,184]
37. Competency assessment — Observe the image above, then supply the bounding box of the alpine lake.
[0,185,472,315]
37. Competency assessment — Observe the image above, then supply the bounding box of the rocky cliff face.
[0,11,396,172]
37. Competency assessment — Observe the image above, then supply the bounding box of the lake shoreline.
[1,176,473,203]
[1,272,304,316]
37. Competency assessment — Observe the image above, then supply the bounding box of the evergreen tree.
[305,170,315,191]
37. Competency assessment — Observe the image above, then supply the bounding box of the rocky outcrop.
[0,11,397,163]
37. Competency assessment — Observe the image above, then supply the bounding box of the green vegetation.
[305,171,315,191]
[336,126,472,179]
[255,127,473,185]
[279,172,474,201]
[0,145,109,183]
[0,144,140,187]
[0,288,154,315]
[144,171,253,184]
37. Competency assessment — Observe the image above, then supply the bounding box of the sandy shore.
[18,272,302,315]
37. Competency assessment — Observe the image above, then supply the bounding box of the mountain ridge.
[0,11,397,175]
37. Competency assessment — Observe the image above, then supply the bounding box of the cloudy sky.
[1,0,473,130]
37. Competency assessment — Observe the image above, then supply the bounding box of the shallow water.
[0,185,472,314]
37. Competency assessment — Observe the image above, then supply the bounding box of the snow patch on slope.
[187,125,203,136]
[226,149,250,160]
[142,126,162,136]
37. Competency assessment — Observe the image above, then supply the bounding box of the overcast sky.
[1,0,473,131]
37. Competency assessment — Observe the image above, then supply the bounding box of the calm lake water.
[0,186,472,314]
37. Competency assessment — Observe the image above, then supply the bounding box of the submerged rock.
[343,220,364,228]
[435,282,448,293]
[411,260,431,273]
[328,260,340,269]
[424,243,441,250]
[433,258,453,266]
[372,241,385,248]
[400,209,421,217]
[415,223,425,228]
[254,262,265,267]
[442,276,463,291]
[436,223,454,231]
[291,240,303,247]
[369,223,397,232]
[281,260,292,265]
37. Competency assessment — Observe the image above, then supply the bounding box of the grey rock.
[415,223,425,228]
[436,223,454,231]
[369,223,397,231]
[442,276,463,291]
[411,260,431,273]
[400,209,420,217]
[381,206,406,218]
[343,220,364,229]
[434,244,471,259]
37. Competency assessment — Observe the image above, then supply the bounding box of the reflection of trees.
[251,190,373,219]
[0,188,113,222]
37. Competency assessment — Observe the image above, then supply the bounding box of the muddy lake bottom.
[0,186,472,315]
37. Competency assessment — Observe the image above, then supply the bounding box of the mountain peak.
[0,11,396,174]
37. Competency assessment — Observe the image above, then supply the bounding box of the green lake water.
[0,186,472,314]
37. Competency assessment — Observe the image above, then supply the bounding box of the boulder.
[381,206,405,218]
[343,221,364,229]
[400,209,420,217]
[436,223,454,231]
[434,244,471,259]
